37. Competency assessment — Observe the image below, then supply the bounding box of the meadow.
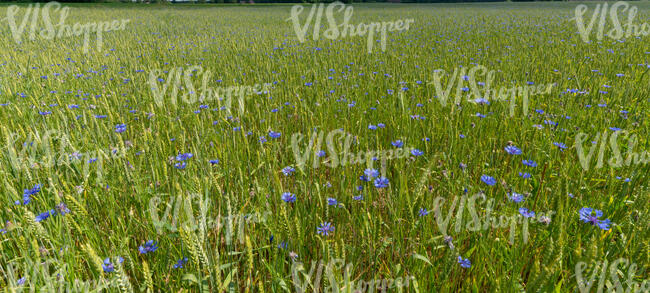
[0,1,648,292]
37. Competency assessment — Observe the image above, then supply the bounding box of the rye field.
[0,1,648,292]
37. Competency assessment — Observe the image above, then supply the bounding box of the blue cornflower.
[176,153,193,161]
[458,256,471,268]
[174,162,187,169]
[364,168,379,179]
[277,241,288,249]
[353,195,363,201]
[102,257,124,273]
[508,192,524,203]
[391,140,404,148]
[115,124,127,133]
[281,166,295,176]
[519,172,531,179]
[35,210,56,222]
[16,183,42,205]
[17,276,26,285]
[579,207,612,230]
[269,131,281,138]
[444,236,454,249]
[69,152,82,161]
[504,145,522,155]
[281,192,296,203]
[374,177,389,188]
[317,150,326,157]
[519,208,535,218]
[317,222,335,236]
[474,98,489,104]
[56,203,70,215]
[209,159,219,165]
[553,142,567,150]
[138,240,158,254]
[418,208,429,216]
[480,175,496,186]
[173,257,188,269]
[327,197,338,206]
[411,149,424,156]
[522,160,537,167]
[368,124,377,130]
[26,184,42,195]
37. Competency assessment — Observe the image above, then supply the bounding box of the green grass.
[0,2,648,292]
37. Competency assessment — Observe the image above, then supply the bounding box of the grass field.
[0,1,648,292]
